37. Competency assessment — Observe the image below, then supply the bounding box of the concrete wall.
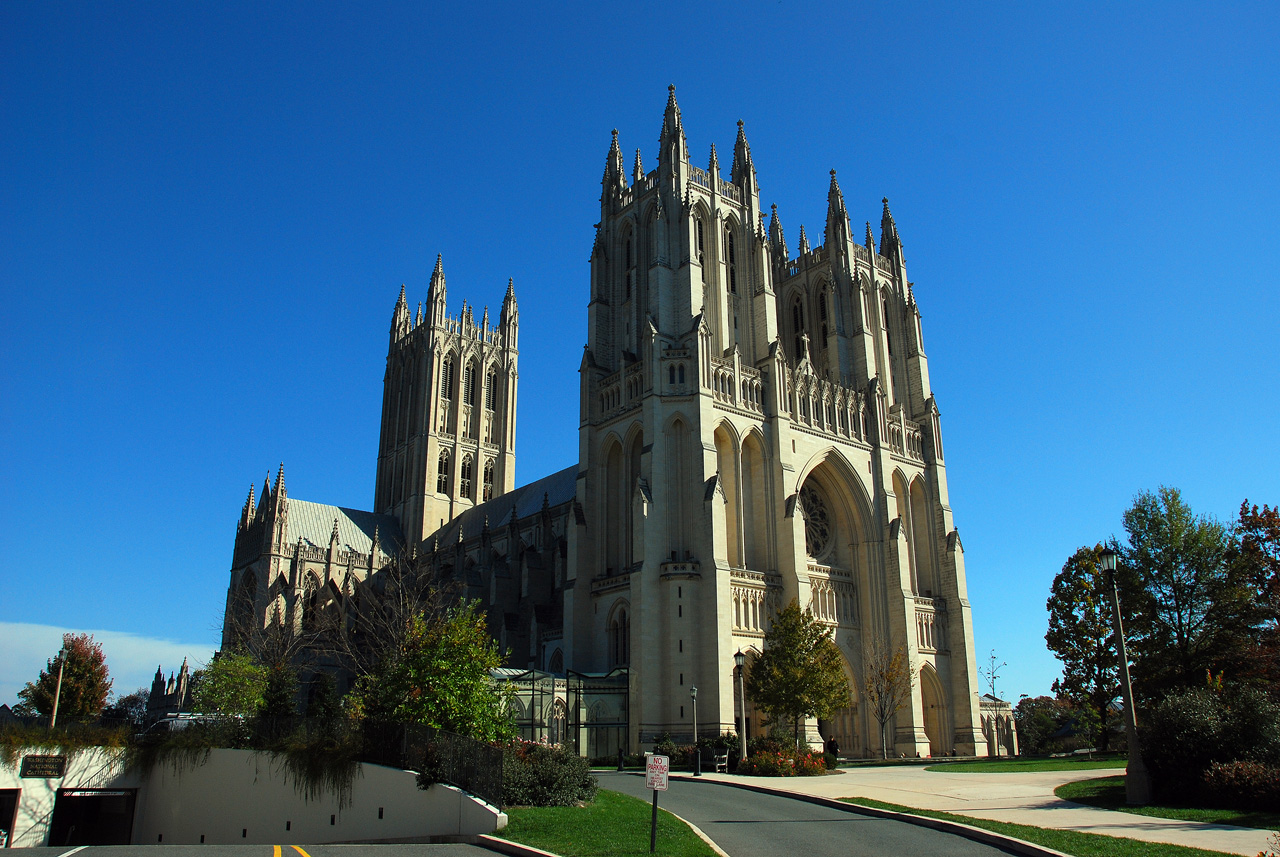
[0,747,504,846]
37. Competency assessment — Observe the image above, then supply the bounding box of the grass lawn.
[497,788,718,857]
[923,756,1127,774]
[1056,775,1280,831]
[838,796,1240,857]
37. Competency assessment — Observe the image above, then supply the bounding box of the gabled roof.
[285,499,404,556]
[429,464,576,547]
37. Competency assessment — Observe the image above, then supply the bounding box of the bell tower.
[374,255,519,547]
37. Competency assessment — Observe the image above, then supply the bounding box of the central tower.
[374,256,519,547]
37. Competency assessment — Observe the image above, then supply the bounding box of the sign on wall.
[20,755,66,778]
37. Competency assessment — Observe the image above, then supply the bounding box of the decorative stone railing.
[718,179,741,203]
[709,356,764,414]
[807,563,857,626]
[782,365,867,444]
[731,568,781,634]
[913,595,946,653]
[689,166,713,190]
[886,408,925,461]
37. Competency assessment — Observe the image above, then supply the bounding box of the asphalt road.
[596,771,1021,857]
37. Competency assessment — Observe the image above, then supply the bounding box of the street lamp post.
[1099,546,1152,805]
[690,686,700,776]
[50,654,66,729]
[734,650,748,762]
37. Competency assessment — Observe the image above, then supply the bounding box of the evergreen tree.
[745,599,850,749]
[15,633,112,719]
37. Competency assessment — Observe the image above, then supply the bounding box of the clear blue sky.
[2,1,1277,706]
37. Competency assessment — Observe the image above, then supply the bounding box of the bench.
[714,752,729,773]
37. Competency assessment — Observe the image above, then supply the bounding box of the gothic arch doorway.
[920,664,949,756]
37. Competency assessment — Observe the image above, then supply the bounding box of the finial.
[612,128,618,139]
[883,197,889,205]
[669,84,675,93]
[737,119,743,129]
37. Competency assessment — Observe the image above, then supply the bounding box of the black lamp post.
[690,685,700,776]
[1099,546,1152,805]
[734,650,748,762]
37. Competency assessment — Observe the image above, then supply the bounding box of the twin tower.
[366,87,989,757]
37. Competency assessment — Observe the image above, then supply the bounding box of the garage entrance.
[1,789,18,847]
[48,789,135,846]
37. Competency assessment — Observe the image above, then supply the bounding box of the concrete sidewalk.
[685,766,1275,856]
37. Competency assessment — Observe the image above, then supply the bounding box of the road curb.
[478,833,564,857]
[666,773,1074,857]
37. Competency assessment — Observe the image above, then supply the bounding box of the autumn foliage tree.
[745,599,851,750]
[15,633,112,719]
[1232,500,1280,684]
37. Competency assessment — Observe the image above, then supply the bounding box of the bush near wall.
[736,749,826,776]
[502,741,597,807]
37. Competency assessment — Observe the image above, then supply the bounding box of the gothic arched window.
[695,217,706,282]
[485,370,496,411]
[668,364,676,386]
[460,454,473,499]
[483,458,495,501]
[441,358,454,399]
[678,363,685,385]
[792,297,806,362]
[625,235,634,301]
[437,450,450,494]
[819,288,830,345]
[463,363,476,405]
[883,296,893,356]
[609,605,630,666]
[725,226,737,294]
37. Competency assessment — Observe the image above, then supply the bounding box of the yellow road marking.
[273,847,281,857]
[292,846,313,857]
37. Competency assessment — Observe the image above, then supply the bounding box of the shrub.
[1201,761,1280,811]
[502,741,597,807]
[822,751,838,770]
[1142,685,1280,803]
[734,748,827,777]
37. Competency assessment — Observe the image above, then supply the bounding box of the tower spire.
[825,169,850,247]
[633,149,645,185]
[731,119,757,195]
[602,128,627,196]
[769,203,788,260]
[427,254,447,327]
[501,278,518,348]
[880,197,902,259]
[390,284,410,345]
[658,84,687,165]
[798,224,810,256]
[708,143,720,175]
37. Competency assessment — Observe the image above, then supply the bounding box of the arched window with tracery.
[483,458,495,501]
[792,297,806,362]
[437,450,450,494]
[441,357,454,399]
[625,234,635,301]
[819,288,830,345]
[609,605,630,666]
[460,454,473,499]
[463,363,476,405]
[695,217,706,282]
[883,296,893,356]
[725,226,737,294]
[485,369,497,411]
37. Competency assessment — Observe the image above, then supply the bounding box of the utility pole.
[50,655,65,729]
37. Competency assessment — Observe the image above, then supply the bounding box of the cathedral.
[223,88,991,759]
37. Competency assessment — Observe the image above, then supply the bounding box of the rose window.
[800,484,832,558]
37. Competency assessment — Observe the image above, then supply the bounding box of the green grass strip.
[838,796,1237,857]
[923,757,1127,774]
[1056,776,1280,831]
[498,788,718,857]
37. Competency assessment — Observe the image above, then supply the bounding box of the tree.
[191,651,267,715]
[1013,695,1099,756]
[1045,544,1118,750]
[1120,487,1260,700]
[14,633,112,719]
[258,664,299,717]
[102,687,150,728]
[745,599,851,750]
[1232,500,1280,684]
[351,601,514,742]
[860,639,914,759]
[978,649,1006,699]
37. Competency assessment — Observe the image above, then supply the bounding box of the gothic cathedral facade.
[223,88,989,758]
